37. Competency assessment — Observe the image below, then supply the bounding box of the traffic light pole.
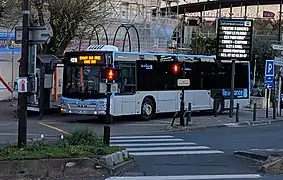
[180,61,185,126]
[103,82,112,146]
[18,0,30,147]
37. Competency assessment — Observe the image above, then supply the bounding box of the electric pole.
[18,0,29,147]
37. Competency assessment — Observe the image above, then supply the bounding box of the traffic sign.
[275,57,283,67]
[266,84,274,89]
[216,18,253,61]
[272,44,283,51]
[265,60,275,89]
[265,60,274,76]
[177,79,190,86]
[15,26,52,44]
[17,77,28,93]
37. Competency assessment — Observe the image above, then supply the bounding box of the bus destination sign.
[216,18,253,61]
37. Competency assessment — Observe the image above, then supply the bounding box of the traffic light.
[104,67,117,81]
[172,63,180,74]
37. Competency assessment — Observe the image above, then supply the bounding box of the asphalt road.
[106,122,283,180]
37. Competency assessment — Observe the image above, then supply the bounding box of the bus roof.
[71,45,249,64]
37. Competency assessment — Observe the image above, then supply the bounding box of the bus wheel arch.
[214,95,224,114]
[140,96,156,121]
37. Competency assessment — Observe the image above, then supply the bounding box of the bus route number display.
[70,55,102,64]
[216,18,253,61]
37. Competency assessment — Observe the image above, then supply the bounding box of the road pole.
[278,71,282,116]
[103,82,112,146]
[180,61,185,126]
[18,0,29,147]
[272,73,276,119]
[266,89,269,118]
[229,59,235,118]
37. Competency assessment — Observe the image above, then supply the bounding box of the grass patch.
[0,130,123,161]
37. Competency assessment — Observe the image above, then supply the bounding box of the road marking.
[110,138,184,143]
[105,174,261,179]
[130,150,224,156]
[111,142,197,147]
[111,135,224,156]
[126,146,210,151]
[111,135,174,139]
[38,122,69,135]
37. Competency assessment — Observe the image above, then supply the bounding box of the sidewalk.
[163,108,283,131]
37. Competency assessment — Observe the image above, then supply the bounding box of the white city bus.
[60,45,250,120]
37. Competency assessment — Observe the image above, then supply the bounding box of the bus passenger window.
[116,62,136,94]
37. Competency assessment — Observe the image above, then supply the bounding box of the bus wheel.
[214,96,224,114]
[141,98,155,121]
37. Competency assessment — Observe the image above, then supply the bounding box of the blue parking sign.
[265,60,274,76]
[264,60,274,89]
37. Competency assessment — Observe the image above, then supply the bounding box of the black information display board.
[216,18,253,61]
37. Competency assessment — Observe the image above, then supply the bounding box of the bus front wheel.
[141,98,155,121]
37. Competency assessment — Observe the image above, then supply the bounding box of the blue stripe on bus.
[114,51,216,59]
[61,96,106,102]
[0,33,16,39]
[61,93,115,102]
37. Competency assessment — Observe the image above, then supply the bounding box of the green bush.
[0,130,122,161]
[65,130,103,146]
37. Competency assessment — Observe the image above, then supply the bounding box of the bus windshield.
[63,65,106,99]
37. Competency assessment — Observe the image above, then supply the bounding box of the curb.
[233,150,269,162]
[163,119,283,132]
[224,119,283,128]
[233,150,283,173]
[110,159,135,176]
[163,124,228,132]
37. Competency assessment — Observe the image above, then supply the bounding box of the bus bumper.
[60,100,107,115]
[61,107,106,115]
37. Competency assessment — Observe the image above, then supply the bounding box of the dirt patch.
[0,158,109,179]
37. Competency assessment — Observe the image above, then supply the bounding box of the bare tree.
[0,0,113,54]
[0,0,21,28]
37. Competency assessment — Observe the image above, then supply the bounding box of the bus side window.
[117,62,136,94]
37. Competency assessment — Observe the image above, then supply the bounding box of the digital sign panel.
[216,18,253,61]
[69,55,102,64]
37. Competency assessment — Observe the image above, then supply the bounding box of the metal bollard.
[235,103,239,123]
[103,125,110,146]
[214,99,219,117]
[253,103,256,122]
[186,102,192,125]
[273,101,276,119]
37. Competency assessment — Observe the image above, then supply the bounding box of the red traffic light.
[106,67,116,81]
[172,63,180,74]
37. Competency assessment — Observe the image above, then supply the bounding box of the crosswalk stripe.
[110,135,174,139]
[110,138,184,143]
[105,174,261,180]
[110,135,224,156]
[126,146,210,151]
[130,150,224,156]
[110,142,197,147]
